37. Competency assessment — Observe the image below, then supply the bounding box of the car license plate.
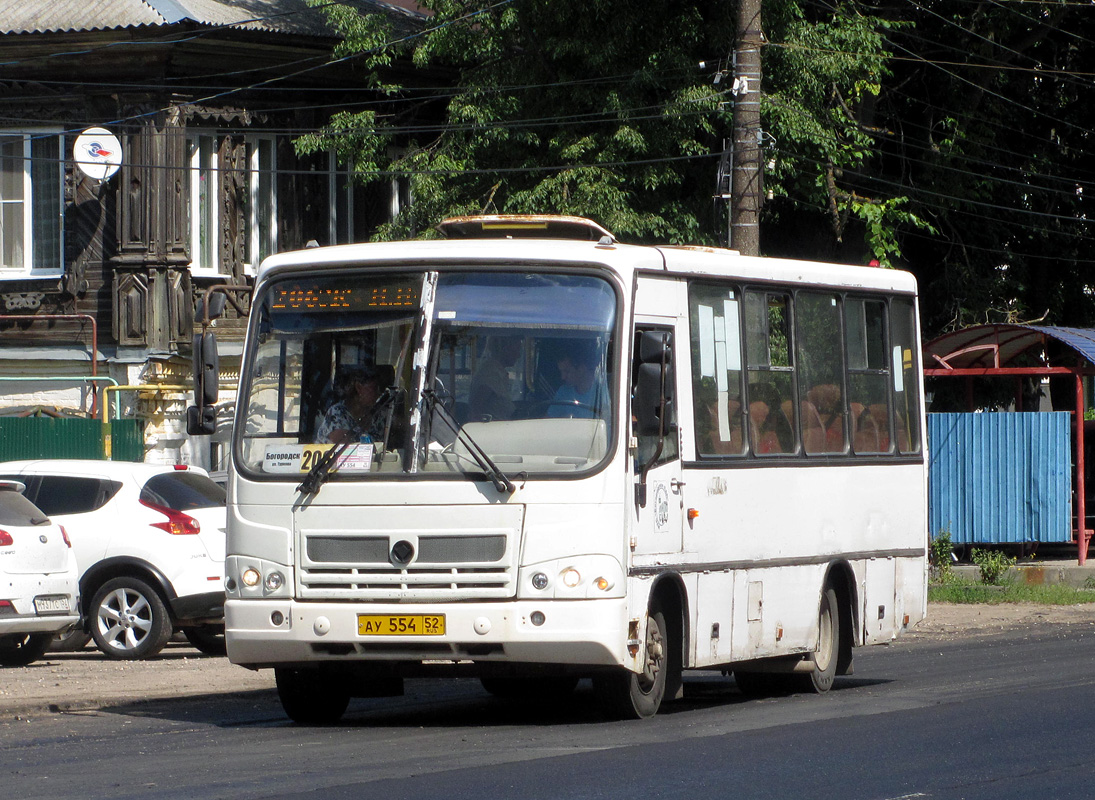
[358,614,445,636]
[34,595,71,614]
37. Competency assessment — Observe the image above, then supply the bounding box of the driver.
[316,365,387,444]
[547,342,607,419]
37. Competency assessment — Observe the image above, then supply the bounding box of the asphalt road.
[3,620,1095,800]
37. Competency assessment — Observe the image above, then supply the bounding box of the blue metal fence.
[928,412,1072,544]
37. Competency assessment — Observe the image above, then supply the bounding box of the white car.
[0,461,226,660]
[0,480,80,667]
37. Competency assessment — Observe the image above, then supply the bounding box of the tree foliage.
[301,0,1095,336]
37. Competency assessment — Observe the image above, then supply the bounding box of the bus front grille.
[295,505,523,601]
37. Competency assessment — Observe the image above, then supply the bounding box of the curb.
[952,562,1095,588]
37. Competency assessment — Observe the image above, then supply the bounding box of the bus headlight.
[562,568,582,588]
[265,571,285,592]
[531,572,550,590]
[241,567,261,588]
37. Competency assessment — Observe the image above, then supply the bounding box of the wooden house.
[0,0,425,469]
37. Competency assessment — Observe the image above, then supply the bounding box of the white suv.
[0,461,226,660]
[0,480,80,667]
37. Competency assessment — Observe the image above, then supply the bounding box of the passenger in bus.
[548,342,607,419]
[468,336,522,421]
[316,366,387,445]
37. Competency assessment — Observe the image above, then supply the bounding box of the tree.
[300,0,738,244]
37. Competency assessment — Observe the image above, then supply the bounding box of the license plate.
[357,614,445,636]
[34,595,71,614]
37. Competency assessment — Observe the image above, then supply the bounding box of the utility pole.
[730,0,763,256]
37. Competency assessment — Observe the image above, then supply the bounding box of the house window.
[245,135,276,271]
[0,131,62,278]
[188,133,277,276]
[187,134,219,275]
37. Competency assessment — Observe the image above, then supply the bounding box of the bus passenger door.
[632,321,684,556]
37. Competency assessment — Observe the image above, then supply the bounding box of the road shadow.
[94,672,890,729]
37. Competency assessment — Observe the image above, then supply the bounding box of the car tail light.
[60,525,72,548]
[140,499,200,535]
[0,529,11,546]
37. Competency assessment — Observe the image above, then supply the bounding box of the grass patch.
[929,580,1095,605]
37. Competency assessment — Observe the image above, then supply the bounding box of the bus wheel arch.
[593,574,686,719]
[823,560,858,676]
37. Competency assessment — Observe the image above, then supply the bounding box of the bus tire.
[593,604,670,720]
[796,585,840,694]
[276,667,351,724]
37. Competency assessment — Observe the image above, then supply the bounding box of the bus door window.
[688,284,746,457]
[795,292,846,454]
[845,298,891,453]
[633,327,679,474]
[744,291,797,454]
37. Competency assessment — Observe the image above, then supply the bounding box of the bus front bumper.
[225,597,629,670]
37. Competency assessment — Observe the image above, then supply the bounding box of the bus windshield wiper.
[423,389,515,494]
[297,438,354,495]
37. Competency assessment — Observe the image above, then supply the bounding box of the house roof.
[0,0,424,37]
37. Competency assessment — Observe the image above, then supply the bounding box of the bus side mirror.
[187,331,219,436]
[187,405,217,436]
[194,331,219,406]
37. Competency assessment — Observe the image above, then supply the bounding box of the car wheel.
[50,627,92,652]
[89,577,174,660]
[0,633,53,667]
[182,625,227,656]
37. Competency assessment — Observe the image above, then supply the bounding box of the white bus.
[216,215,927,722]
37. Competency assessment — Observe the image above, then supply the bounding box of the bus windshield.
[237,269,619,481]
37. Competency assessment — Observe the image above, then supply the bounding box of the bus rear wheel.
[275,667,351,724]
[593,604,671,720]
[796,585,841,694]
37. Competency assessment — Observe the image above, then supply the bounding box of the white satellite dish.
[74,127,123,181]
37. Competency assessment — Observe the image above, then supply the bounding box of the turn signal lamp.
[0,529,12,547]
[593,577,612,592]
[60,525,71,547]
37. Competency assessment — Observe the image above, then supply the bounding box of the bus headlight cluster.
[228,557,291,598]
[521,557,622,598]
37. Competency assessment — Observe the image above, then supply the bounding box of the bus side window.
[687,284,746,457]
[890,297,922,454]
[844,298,891,453]
[745,291,797,454]
[796,292,846,454]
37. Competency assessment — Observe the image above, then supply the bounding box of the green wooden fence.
[0,417,144,462]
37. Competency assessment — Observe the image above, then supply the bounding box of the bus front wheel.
[275,667,351,724]
[593,604,671,720]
